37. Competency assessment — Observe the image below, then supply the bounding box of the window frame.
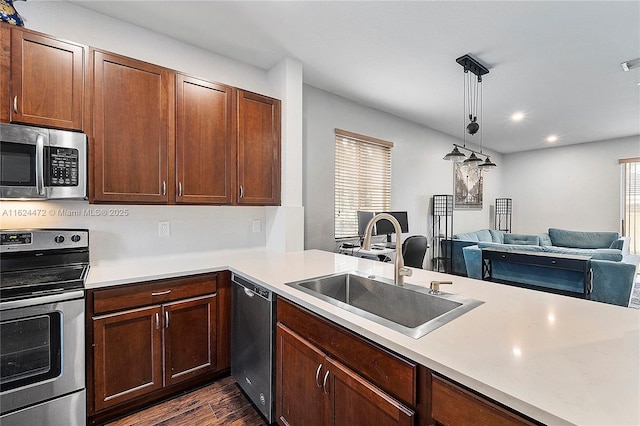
[334,129,393,240]
[620,157,640,256]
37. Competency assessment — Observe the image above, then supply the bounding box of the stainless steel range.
[0,229,89,426]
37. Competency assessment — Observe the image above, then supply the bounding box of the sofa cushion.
[504,233,540,245]
[539,233,552,246]
[477,242,544,253]
[541,246,623,261]
[454,229,493,242]
[454,231,479,242]
[489,229,505,243]
[591,249,624,262]
[548,228,620,249]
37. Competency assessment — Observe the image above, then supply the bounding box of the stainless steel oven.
[0,229,89,426]
[0,123,87,200]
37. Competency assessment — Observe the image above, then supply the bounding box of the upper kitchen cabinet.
[91,49,173,203]
[176,74,235,204]
[3,25,84,131]
[237,90,281,206]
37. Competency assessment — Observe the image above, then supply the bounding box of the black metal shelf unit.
[431,195,453,272]
[495,198,512,233]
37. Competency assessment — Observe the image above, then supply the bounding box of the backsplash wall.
[0,201,266,263]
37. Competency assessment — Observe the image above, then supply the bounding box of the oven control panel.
[1,232,32,246]
[0,229,88,252]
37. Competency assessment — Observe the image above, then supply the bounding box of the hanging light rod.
[449,143,486,157]
[456,54,490,78]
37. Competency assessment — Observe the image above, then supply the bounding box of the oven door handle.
[0,290,85,311]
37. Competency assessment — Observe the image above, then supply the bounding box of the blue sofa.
[460,228,639,307]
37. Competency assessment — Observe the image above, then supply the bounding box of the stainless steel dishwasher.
[231,273,275,424]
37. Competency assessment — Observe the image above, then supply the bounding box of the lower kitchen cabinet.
[277,324,414,426]
[92,305,163,411]
[86,271,231,425]
[276,298,418,426]
[431,375,537,426]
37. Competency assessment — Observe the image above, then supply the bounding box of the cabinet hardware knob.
[165,311,169,328]
[322,370,330,395]
[178,182,183,197]
[155,312,160,330]
[151,290,171,296]
[13,96,18,113]
[239,185,244,198]
[315,364,323,388]
[162,181,167,196]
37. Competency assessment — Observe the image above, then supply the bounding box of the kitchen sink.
[286,271,483,339]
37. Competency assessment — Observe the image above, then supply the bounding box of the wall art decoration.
[454,162,483,209]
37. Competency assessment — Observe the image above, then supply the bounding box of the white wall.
[7,1,304,261]
[502,135,640,234]
[303,86,504,254]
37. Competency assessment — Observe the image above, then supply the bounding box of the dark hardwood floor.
[106,376,267,426]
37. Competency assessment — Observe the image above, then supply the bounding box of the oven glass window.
[0,313,62,392]
[0,142,36,186]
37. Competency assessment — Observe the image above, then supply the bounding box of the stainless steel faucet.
[362,213,412,286]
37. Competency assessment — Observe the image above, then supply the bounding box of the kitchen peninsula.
[87,249,640,426]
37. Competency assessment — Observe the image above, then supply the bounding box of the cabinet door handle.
[13,96,18,113]
[162,181,167,196]
[322,370,330,395]
[178,182,183,197]
[315,364,323,388]
[239,185,244,198]
[155,312,160,330]
[165,311,169,328]
[151,290,171,296]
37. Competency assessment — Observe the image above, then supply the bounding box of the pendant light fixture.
[443,54,496,171]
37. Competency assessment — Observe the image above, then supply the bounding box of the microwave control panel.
[47,147,79,187]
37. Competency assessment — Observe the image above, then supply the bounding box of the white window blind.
[621,158,640,255]
[334,129,393,239]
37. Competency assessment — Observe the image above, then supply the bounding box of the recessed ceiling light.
[511,112,525,122]
[546,135,558,143]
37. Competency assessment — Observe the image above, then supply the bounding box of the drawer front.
[431,375,536,426]
[277,298,416,406]
[92,273,217,315]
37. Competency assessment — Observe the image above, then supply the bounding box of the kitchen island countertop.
[87,248,640,426]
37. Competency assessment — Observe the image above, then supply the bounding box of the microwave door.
[0,125,48,199]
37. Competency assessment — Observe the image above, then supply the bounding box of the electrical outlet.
[252,219,261,233]
[158,221,171,237]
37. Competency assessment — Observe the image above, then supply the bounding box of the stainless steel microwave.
[0,123,87,200]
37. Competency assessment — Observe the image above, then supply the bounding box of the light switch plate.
[252,219,261,233]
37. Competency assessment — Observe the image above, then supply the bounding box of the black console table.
[481,248,592,298]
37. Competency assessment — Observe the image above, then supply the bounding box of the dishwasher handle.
[232,273,273,301]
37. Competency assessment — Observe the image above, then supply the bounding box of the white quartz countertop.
[87,249,640,425]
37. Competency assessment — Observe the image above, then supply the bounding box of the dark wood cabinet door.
[93,306,163,411]
[327,357,414,426]
[10,28,84,130]
[176,74,234,204]
[276,324,325,426]
[431,375,535,426]
[237,90,281,205]
[163,294,217,386]
[1,24,10,124]
[91,49,172,203]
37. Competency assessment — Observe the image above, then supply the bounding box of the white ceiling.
[70,0,640,154]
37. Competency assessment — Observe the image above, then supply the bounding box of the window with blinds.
[621,158,640,256]
[334,129,393,239]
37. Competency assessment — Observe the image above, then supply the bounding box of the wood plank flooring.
[106,376,267,426]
